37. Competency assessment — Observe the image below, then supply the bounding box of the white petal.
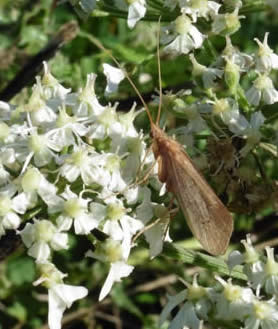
[103,64,125,95]
[127,0,146,28]
[169,302,200,329]
[19,222,35,247]
[263,88,278,105]
[28,241,51,261]
[56,215,73,231]
[103,220,124,240]
[99,261,134,301]
[189,25,206,48]
[250,111,265,129]
[90,202,107,221]
[2,212,21,230]
[144,220,168,258]
[60,163,80,182]
[48,288,65,329]
[246,87,261,106]
[51,284,88,308]
[120,215,143,237]
[46,128,75,152]
[51,232,69,250]
[165,35,194,54]
[74,214,99,234]
[227,250,244,272]
[12,192,33,214]
[160,290,187,326]
[270,53,278,69]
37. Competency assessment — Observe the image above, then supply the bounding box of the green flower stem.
[163,242,247,281]
[240,1,267,14]
[265,111,278,124]
[98,3,175,22]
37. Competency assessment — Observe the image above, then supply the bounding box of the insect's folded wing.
[166,150,233,256]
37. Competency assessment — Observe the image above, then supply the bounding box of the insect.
[150,123,233,255]
[91,32,233,256]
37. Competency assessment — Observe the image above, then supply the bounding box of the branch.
[0,21,79,102]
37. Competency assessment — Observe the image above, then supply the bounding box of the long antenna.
[156,17,162,126]
[79,31,154,125]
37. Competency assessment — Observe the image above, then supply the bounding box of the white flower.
[173,99,207,135]
[20,167,60,209]
[41,62,71,100]
[189,54,223,89]
[254,33,278,72]
[100,198,143,252]
[247,247,278,295]
[161,13,206,55]
[160,275,210,329]
[0,163,10,185]
[99,261,134,301]
[0,192,21,237]
[180,0,221,21]
[66,73,106,117]
[214,276,254,321]
[0,101,16,121]
[56,186,101,234]
[119,133,147,183]
[96,152,128,192]
[59,145,104,185]
[240,111,265,155]
[227,111,265,156]
[86,239,134,301]
[34,262,88,329]
[180,103,208,133]
[160,290,188,326]
[19,219,69,261]
[227,250,244,272]
[103,63,125,95]
[6,126,61,169]
[143,207,171,258]
[228,235,265,287]
[27,130,58,167]
[212,7,244,36]
[116,104,140,138]
[136,190,171,258]
[23,79,57,126]
[263,247,278,295]
[48,284,88,329]
[86,104,121,139]
[46,106,88,152]
[114,0,146,28]
[127,0,147,29]
[246,73,278,106]
[207,97,240,128]
[243,298,278,329]
[223,36,253,72]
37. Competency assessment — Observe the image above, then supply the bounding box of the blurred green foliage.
[0,1,278,328]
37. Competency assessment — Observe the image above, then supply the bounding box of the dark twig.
[0,21,79,102]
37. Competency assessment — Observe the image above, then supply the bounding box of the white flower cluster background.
[1,0,278,329]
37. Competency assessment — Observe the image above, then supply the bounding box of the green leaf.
[19,25,48,53]
[111,283,143,318]
[115,44,152,64]
[135,292,158,304]
[7,257,36,286]
[7,301,27,322]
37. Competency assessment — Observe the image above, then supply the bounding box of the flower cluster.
[160,236,278,329]
[0,63,170,329]
[2,1,278,328]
